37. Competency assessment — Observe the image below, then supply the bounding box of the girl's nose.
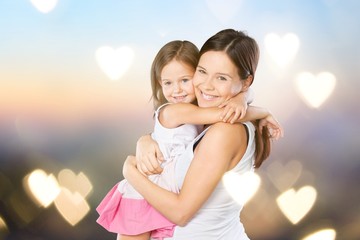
[174,82,181,92]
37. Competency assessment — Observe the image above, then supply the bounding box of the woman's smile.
[193,51,243,108]
[199,90,218,101]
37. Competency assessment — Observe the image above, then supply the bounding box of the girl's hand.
[218,92,248,124]
[136,134,164,175]
[259,115,284,140]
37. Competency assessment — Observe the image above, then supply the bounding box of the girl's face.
[160,59,196,104]
[193,51,245,108]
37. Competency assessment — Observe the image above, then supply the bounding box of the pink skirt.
[96,183,175,239]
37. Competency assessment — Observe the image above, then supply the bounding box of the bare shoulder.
[194,122,248,169]
[208,122,246,138]
[202,122,247,149]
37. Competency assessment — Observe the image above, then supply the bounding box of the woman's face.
[193,51,244,108]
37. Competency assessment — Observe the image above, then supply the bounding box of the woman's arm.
[124,123,246,226]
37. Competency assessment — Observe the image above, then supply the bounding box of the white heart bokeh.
[265,33,299,67]
[24,169,61,207]
[302,228,336,240]
[30,0,58,14]
[206,0,242,23]
[54,188,90,226]
[267,160,303,192]
[58,169,92,198]
[276,185,317,224]
[295,71,336,108]
[223,171,261,205]
[96,46,134,81]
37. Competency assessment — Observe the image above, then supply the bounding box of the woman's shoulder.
[204,122,247,144]
[210,122,246,132]
[195,123,248,165]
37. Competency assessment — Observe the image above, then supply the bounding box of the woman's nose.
[201,76,214,90]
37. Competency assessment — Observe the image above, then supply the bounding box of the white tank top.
[149,103,202,193]
[165,122,256,240]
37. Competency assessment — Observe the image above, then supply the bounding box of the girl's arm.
[135,134,164,175]
[160,87,261,128]
[137,105,283,174]
[160,103,227,128]
[218,88,254,122]
[124,123,246,226]
[160,87,252,128]
[161,103,281,131]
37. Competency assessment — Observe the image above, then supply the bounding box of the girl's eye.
[182,78,190,83]
[163,81,171,86]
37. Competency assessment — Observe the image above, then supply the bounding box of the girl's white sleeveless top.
[165,122,256,240]
[151,103,201,165]
[148,103,202,193]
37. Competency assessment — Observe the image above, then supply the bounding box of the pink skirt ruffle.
[96,183,175,239]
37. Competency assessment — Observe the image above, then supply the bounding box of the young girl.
[96,40,280,240]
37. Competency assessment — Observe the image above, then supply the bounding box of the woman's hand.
[136,134,164,175]
[259,114,284,140]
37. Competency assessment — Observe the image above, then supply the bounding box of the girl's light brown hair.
[150,40,199,110]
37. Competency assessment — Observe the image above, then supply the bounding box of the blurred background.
[0,0,359,239]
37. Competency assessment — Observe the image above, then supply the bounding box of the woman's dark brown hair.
[199,29,271,168]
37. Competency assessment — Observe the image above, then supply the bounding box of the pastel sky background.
[0,0,359,240]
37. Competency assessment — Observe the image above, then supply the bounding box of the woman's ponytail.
[253,120,271,168]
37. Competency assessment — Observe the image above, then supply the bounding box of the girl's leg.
[116,232,151,240]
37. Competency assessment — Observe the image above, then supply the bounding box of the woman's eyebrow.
[197,65,232,78]
[217,72,233,78]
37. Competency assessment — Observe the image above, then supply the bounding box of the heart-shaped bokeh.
[223,171,261,205]
[95,46,134,81]
[58,169,92,198]
[276,185,317,224]
[30,0,58,13]
[266,160,302,191]
[205,0,242,23]
[54,188,90,226]
[302,228,336,240]
[24,169,61,207]
[265,33,299,67]
[295,71,336,108]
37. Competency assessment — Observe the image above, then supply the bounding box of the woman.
[123,29,283,239]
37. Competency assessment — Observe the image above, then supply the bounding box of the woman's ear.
[242,75,253,91]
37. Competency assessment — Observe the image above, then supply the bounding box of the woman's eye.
[218,76,227,81]
[197,69,206,74]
